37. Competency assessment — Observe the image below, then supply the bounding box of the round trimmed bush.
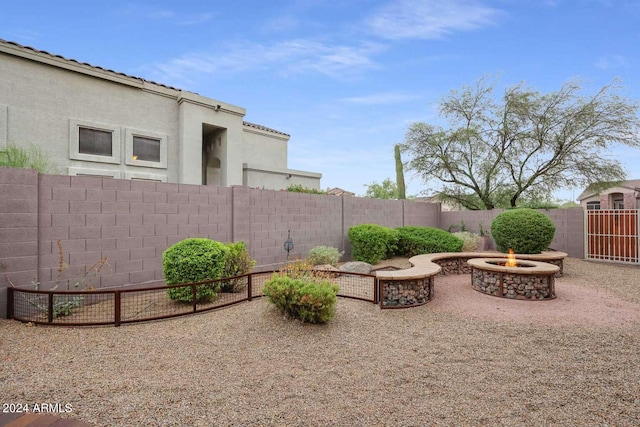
[490,209,555,254]
[395,226,463,257]
[347,224,398,264]
[162,238,230,303]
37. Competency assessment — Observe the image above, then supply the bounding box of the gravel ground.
[1,257,639,426]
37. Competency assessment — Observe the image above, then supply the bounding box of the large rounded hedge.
[347,224,398,264]
[491,209,555,254]
[162,238,230,303]
[396,226,463,257]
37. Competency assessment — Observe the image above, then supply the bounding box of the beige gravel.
[1,257,640,426]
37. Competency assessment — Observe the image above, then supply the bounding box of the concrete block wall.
[247,189,343,268]
[36,174,233,291]
[403,201,441,228]
[0,168,38,317]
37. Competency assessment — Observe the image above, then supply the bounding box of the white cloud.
[116,5,212,26]
[148,39,384,84]
[339,91,421,105]
[178,13,214,26]
[366,0,501,40]
[595,54,627,70]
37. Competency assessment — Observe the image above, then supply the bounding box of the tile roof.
[243,121,290,137]
[1,38,289,136]
[0,38,180,90]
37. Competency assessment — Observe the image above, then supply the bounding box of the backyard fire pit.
[467,250,560,300]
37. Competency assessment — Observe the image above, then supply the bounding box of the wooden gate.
[586,209,639,264]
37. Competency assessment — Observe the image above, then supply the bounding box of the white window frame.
[68,167,121,179]
[69,119,120,164]
[586,201,600,210]
[125,171,167,182]
[125,128,167,169]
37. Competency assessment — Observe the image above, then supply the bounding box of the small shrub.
[162,238,229,303]
[286,184,326,194]
[452,231,480,252]
[220,241,256,293]
[262,275,339,324]
[347,224,398,264]
[491,209,556,254]
[0,143,59,174]
[395,226,463,257]
[308,246,343,267]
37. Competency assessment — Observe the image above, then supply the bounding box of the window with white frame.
[68,167,120,179]
[586,201,600,210]
[612,193,625,210]
[125,128,167,169]
[69,119,120,164]
[125,171,167,182]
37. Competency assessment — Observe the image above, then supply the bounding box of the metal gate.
[585,209,640,264]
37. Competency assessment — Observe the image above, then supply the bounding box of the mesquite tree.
[402,77,640,209]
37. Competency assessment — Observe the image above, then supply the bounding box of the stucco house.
[578,179,640,210]
[0,39,321,189]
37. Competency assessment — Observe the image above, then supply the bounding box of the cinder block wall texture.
[0,168,586,317]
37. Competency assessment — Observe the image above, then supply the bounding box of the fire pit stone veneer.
[467,258,560,300]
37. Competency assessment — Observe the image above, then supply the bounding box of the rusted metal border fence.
[7,271,378,327]
[585,209,640,264]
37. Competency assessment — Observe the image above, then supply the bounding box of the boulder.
[339,261,373,274]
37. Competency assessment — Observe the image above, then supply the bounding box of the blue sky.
[2,0,640,201]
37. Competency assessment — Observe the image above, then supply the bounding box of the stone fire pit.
[467,258,560,300]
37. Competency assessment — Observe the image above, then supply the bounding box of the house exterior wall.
[623,193,636,209]
[580,185,639,210]
[0,40,321,190]
[242,127,288,170]
[0,52,180,182]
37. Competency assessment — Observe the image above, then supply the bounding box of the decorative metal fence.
[7,271,378,327]
[585,209,640,264]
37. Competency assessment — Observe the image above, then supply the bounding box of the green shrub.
[162,238,229,303]
[307,246,343,267]
[286,184,326,194]
[262,275,339,323]
[347,224,398,264]
[220,241,256,293]
[395,226,463,257]
[491,209,556,254]
[452,231,480,252]
[0,143,59,174]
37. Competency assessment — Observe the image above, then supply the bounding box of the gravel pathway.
[1,257,639,426]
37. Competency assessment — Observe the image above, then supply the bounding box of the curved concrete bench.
[409,251,567,277]
[375,251,567,308]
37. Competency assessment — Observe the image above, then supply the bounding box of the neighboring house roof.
[325,187,355,196]
[577,179,640,201]
[0,38,287,137]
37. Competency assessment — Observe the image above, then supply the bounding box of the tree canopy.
[363,178,399,199]
[401,77,640,209]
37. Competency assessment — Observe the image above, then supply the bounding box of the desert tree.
[402,77,640,209]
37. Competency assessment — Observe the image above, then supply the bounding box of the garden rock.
[339,261,373,274]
